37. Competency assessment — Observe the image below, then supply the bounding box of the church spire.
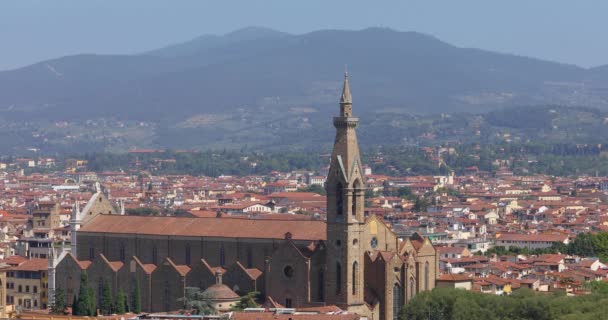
[339,72,354,118]
[340,72,352,105]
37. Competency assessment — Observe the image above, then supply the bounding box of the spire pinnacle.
[340,72,352,104]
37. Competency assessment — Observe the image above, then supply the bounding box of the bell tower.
[325,72,366,309]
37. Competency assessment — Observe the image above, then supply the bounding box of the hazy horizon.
[1,0,607,71]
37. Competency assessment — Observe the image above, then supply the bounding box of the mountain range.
[1,27,608,153]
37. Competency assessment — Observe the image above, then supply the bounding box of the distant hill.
[1,27,607,122]
[1,27,608,154]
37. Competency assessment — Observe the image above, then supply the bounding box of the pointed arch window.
[352,261,358,295]
[424,262,430,290]
[318,269,325,301]
[352,179,361,216]
[336,183,343,215]
[220,244,226,266]
[185,243,191,265]
[152,246,158,265]
[336,262,342,295]
[246,246,253,268]
[409,277,415,300]
[119,243,126,262]
[393,284,402,320]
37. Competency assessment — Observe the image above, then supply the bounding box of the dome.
[202,284,240,301]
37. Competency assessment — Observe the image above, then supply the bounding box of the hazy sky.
[1,0,606,71]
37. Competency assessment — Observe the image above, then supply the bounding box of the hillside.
[1,27,607,121]
[1,27,608,153]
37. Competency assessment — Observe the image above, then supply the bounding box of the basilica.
[53,74,438,320]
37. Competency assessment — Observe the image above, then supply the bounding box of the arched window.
[163,280,170,311]
[152,246,158,265]
[119,243,125,262]
[336,183,343,215]
[393,284,402,320]
[318,269,324,302]
[352,261,358,295]
[425,262,430,290]
[409,277,415,300]
[98,278,103,305]
[246,247,253,268]
[220,244,226,266]
[336,263,342,295]
[185,243,191,265]
[352,179,360,216]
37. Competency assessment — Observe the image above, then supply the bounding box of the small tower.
[70,202,81,254]
[325,72,366,309]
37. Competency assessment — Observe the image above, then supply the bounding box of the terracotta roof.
[132,256,156,274]
[437,274,472,282]
[80,215,326,241]
[202,284,240,301]
[9,258,48,271]
[165,258,191,277]
[0,255,28,266]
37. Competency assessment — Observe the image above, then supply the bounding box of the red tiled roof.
[80,215,326,241]
[9,258,48,271]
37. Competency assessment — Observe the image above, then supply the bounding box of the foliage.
[401,286,608,320]
[51,288,67,315]
[413,196,430,213]
[126,207,160,216]
[557,232,608,262]
[231,291,259,311]
[115,289,129,314]
[71,294,78,316]
[297,184,326,195]
[100,280,113,315]
[132,278,142,313]
[178,287,215,315]
[484,232,608,262]
[73,273,96,316]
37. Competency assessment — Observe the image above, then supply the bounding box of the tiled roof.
[80,215,326,241]
[9,258,48,271]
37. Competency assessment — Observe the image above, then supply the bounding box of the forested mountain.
[1,27,608,153]
[1,27,607,121]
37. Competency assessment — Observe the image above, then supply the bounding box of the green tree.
[100,280,113,315]
[413,196,430,212]
[51,288,67,314]
[115,289,128,314]
[86,286,97,316]
[71,294,79,315]
[297,184,326,195]
[231,291,259,311]
[132,278,142,313]
[178,287,215,315]
[74,273,96,316]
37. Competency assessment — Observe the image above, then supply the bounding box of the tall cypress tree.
[100,280,113,315]
[71,294,79,315]
[86,286,96,316]
[74,273,89,315]
[115,290,127,314]
[51,288,67,314]
[132,278,142,313]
